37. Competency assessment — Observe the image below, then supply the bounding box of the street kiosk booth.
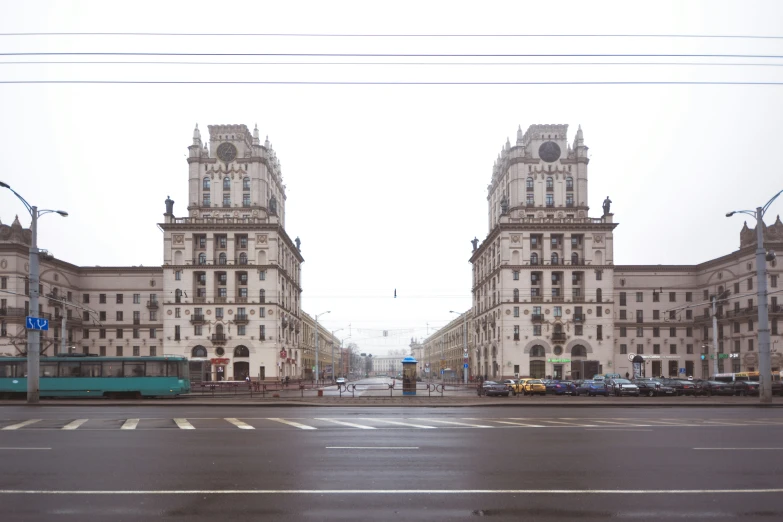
[401,356,417,396]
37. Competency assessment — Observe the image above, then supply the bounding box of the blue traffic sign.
[464,363,468,369]
[440,370,444,375]
[25,316,49,331]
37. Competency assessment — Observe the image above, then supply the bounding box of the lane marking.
[0,448,52,451]
[224,418,254,430]
[325,447,419,450]
[314,418,376,430]
[0,488,782,495]
[408,419,492,428]
[61,419,89,430]
[536,419,601,427]
[693,448,783,451]
[173,418,195,430]
[120,419,139,430]
[700,420,752,427]
[266,418,317,430]
[591,420,652,427]
[361,418,436,429]
[586,429,653,432]
[487,420,546,428]
[2,420,42,430]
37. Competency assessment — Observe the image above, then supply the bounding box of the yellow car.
[523,379,546,396]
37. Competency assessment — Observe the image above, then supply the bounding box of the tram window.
[146,361,166,377]
[40,363,58,377]
[0,362,25,378]
[59,362,81,377]
[167,361,180,378]
[80,363,102,377]
[103,362,123,378]
[123,362,145,377]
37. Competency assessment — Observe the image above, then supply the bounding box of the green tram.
[0,355,190,399]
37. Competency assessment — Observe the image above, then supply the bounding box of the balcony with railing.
[531,314,544,323]
[146,300,159,309]
[234,313,249,324]
[551,332,567,342]
[190,314,205,324]
[211,333,227,344]
[573,314,584,322]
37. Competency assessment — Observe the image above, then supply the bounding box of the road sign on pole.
[25,317,49,331]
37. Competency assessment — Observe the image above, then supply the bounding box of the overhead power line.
[0,32,782,39]
[3,61,783,67]
[1,80,782,85]
[3,52,783,58]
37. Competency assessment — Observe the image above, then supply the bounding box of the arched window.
[175,288,182,303]
[530,345,545,357]
[198,253,206,265]
[530,253,539,265]
[223,177,231,190]
[216,324,223,336]
[513,289,519,303]
[546,177,554,189]
[554,324,563,334]
[243,177,250,191]
[219,252,227,265]
[526,177,534,189]
[203,177,211,190]
[551,253,559,265]
[572,252,579,265]
[596,288,603,303]
[239,252,248,265]
[571,345,587,357]
[259,289,266,303]
[234,345,250,357]
[191,345,207,358]
[566,177,574,190]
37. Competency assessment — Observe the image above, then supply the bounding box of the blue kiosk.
[401,356,417,396]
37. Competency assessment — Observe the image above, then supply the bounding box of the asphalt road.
[1,405,782,521]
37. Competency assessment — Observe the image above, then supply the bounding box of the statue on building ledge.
[471,237,479,251]
[500,195,509,215]
[269,196,277,215]
[165,196,174,216]
[602,196,612,216]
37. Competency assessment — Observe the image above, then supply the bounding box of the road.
[1,404,782,521]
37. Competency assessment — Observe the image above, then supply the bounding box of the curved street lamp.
[313,310,330,384]
[0,181,68,404]
[450,310,468,384]
[726,188,783,403]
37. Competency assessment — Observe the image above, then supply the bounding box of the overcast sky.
[1,0,782,357]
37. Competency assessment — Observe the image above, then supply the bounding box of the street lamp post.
[0,181,68,404]
[339,336,350,378]
[314,310,330,384]
[450,310,468,384]
[330,328,344,382]
[727,188,783,404]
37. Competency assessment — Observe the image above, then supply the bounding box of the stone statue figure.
[269,196,277,215]
[500,195,509,215]
[164,196,174,216]
[471,237,479,251]
[295,237,301,251]
[602,196,612,216]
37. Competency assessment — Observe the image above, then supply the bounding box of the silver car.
[607,378,640,397]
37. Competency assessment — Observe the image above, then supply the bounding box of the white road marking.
[591,420,652,427]
[314,418,376,430]
[586,429,653,432]
[0,448,51,450]
[537,419,601,427]
[325,447,419,450]
[266,418,317,430]
[693,448,783,451]
[224,418,254,430]
[0,488,782,494]
[2,420,42,430]
[487,420,546,428]
[120,419,139,430]
[700,420,752,427]
[408,419,492,428]
[173,418,195,430]
[61,419,89,430]
[361,418,436,429]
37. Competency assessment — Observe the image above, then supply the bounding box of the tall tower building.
[160,124,303,383]
[470,124,617,380]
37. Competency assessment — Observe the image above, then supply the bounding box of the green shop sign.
[547,358,571,363]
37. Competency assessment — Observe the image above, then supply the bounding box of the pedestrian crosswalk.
[1,416,783,431]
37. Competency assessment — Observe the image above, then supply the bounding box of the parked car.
[503,379,518,393]
[575,380,609,397]
[523,379,547,396]
[661,378,698,396]
[606,378,640,397]
[546,380,576,395]
[695,380,733,397]
[633,380,675,397]
[336,377,346,385]
[732,380,760,396]
[479,381,510,397]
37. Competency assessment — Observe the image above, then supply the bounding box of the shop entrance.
[259,366,266,380]
[234,361,249,380]
[553,365,563,380]
[216,365,226,381]
[668,360,679,377]
[652,361,661,377]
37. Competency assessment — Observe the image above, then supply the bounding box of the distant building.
[422,124,782,381]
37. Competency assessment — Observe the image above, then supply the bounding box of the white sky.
[1,0,782,357]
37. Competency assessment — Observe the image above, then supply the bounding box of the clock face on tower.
[538,141,561,163]
[216,142,237,163]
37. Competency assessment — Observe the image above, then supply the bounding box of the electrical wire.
[2,52,783,58]
[0,32,781,39]
[2,80,783,85]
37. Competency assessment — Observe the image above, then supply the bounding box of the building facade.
[1,123,311,383]
[439,123,781,382]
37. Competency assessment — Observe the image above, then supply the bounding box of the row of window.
[202,194,252,207]
[512,288,604,302]
[526,177,574,190]
[526,252,583,265]
[617,278,780,306]
[525,194,575,207]
[619,344,696,355]
[85,294,156,305]
[203,177,251,191]
[0,359,183,378]
[194,234,250,250]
